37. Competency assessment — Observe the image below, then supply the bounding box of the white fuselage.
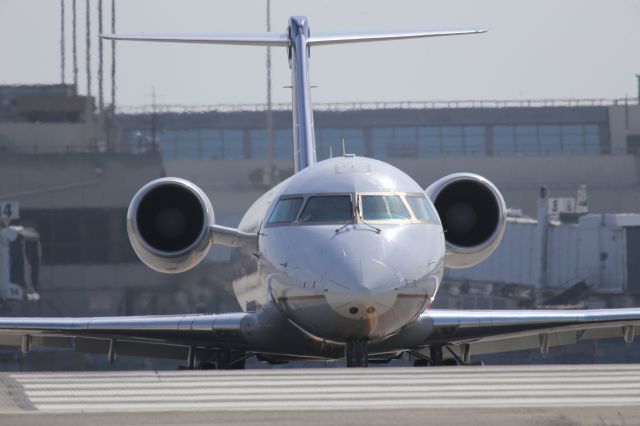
[233,156,445,342]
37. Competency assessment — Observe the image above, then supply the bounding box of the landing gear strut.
[345,338,368,367]
[412,345,459,367]
[431,345,443,364]
[215,349,249,370]
[181,348,251,370]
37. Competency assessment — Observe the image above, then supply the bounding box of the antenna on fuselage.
[341,138,355,158]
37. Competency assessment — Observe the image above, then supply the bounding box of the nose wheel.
[345,338,368,367]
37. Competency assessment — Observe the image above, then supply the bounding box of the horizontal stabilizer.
[100,33,289,46]
[307,29,487,46]
[101,29,486,47]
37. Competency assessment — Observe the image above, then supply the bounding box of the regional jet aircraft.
[1,16,640,368]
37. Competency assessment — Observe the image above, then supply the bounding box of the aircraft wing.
[0,312,260,364]
[3,308,640,365]
[391,308,640,359]
[0,306,329,367]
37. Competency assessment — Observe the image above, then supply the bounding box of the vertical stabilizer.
[288,16,317,173]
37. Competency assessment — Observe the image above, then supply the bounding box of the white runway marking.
[3,365,640,413]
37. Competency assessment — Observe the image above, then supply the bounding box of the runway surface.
[1,364,640,425]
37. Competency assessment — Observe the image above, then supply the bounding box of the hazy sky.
[2,0,640,108]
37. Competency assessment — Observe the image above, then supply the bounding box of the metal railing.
[0,144,106,155]
[116,97,640,115]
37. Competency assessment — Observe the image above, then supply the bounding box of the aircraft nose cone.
[322,258,400,319]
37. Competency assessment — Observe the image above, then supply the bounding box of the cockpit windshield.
[406,195,440,222]
[360,195,411,221]
[299,195,353,223]
[266,192,440,227]
[268,197,303,224]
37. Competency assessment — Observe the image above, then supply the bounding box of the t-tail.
[102,16,487,173]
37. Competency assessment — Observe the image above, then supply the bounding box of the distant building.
[117,99,640,219]
[2,86,640,320]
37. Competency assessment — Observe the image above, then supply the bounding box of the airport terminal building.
[119,98,640,219]
[1,85,640,327]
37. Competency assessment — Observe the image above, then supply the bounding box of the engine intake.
[127,177,214,273]
[426,173,506,269]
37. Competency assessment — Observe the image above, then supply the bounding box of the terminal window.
[493,124,602,156]
[125,122,603,161]
[372,126,486,158]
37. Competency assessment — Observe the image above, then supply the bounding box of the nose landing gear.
[345,338,368,367]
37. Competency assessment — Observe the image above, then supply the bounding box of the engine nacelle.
[426,173,506,269]
[127,177,214,273]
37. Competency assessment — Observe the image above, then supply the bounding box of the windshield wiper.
[355,204,382,234]
[335,201,357,233]
[334,221,351,233]
[335,200,382,234]
[359,217,382,234]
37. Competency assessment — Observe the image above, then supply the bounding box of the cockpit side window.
[406,195,440,222]
[268,197,303,224]
[360,195,411,221]
[300,195,353,224]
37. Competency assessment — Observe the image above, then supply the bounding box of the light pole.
[266,0,276,186]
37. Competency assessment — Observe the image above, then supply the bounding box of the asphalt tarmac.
[1,364,639,425]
